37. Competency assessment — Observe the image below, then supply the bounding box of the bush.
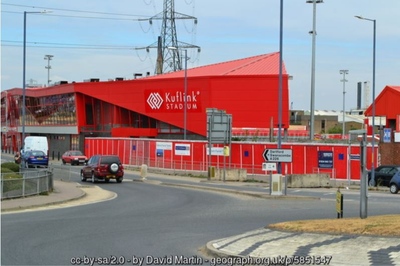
[1,162,20,173]
[1,168,24,192]
[1,168,23,179]
[328,125,342,134]
[1,168,22,178]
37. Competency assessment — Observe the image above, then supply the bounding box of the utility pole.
[306,0,323,140]
[340,70,349,139]
[44,54,53,86]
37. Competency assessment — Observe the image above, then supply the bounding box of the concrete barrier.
[286,174,331,188]
[140,164,148,180]
[214,168,247,181]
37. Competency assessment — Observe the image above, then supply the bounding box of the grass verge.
[267,214,400,237]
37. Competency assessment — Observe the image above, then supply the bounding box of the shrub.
[328,125,342,134]
[1,168,24,192]
[1,168,22,179]
[1,162,20,173]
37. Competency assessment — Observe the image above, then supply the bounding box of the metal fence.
[1,169,54,200]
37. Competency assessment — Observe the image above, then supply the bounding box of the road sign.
[262,162,277,171]
[383,128,391,143]
[263,149,292,162]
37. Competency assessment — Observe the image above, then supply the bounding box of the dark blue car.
[389,171,400,194]
[368,165,400,187]
[23,150,49,168]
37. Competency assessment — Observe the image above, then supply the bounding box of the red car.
[80,155,124,183]
[62,150,88,165]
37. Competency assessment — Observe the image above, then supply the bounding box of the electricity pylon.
[138,0,200,74]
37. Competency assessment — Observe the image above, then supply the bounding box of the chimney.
[357,82,362,110]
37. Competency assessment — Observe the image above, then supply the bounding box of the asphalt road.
[2,159,400,266]
[54,161,399,199]
[1,180,323,265]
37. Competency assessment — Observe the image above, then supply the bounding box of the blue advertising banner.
[318,151,333,168]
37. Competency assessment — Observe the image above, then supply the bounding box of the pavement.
[1,180,117,213]
[1,167,400,265]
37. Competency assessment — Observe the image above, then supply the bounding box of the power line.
[1,3,150,18]
[1,44,136,51]
[1,40,138,50]
[1,10,149,21]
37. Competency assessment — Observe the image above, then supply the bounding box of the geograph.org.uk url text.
[70,255,333,266]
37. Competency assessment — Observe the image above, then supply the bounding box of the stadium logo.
[146,90,201,111]
[147,93,164,109]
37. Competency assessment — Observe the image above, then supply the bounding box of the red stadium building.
[1,52,289,155]
[3,52,391,180]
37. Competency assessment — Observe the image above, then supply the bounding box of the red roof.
[365,85,400,119]
[146,52,286,79]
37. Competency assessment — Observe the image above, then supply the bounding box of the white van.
[23,136,49,155]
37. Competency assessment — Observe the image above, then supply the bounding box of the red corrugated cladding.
[73,73,288,137]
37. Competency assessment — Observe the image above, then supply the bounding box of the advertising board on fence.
[156,142,172,150]
[175,144,190,156]
[318,151,333,168]
[206,147,224,156]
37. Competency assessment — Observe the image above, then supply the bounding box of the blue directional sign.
[383,128,391,143]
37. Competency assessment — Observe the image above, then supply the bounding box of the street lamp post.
[167,47,188,140]
[306,0,323,140]
[355,15,376,186]
[183,49,187,140]
[22,11,48,150]
[277,0,283,175]
[340,70,349,139]
[44,54,54,86]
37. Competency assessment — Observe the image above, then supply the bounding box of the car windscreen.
[71,151,83,156]
[31,151,45,156]
[100,156,120,164]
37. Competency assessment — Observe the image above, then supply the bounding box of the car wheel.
[62,159,66,165]
[109,163,119,174]
[389,184,399,194]
[81,171,86,182]
[116,177,123,183]
[92,173,98,183]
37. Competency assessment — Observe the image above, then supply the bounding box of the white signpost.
[262,149,292,196]
[262,162,277,171]
[263,149,292,162]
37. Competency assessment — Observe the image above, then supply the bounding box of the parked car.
[368,165,400,187]
[80,155,124,183]
[389,171,400,194]
[22,150,49,168]
[62,150,87,165]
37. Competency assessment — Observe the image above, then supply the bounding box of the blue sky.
[1,0,399,111]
